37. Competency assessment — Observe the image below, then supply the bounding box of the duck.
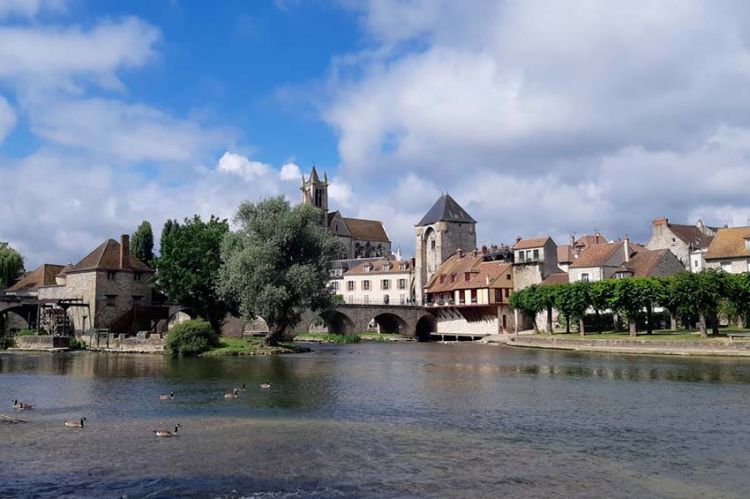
[224,388,240,400]
[154,424,181,437]
[259,382,271,389]
[12,400,32,410]
[64,417,86,428]
[159,391,175,401]
[234,383,246,392]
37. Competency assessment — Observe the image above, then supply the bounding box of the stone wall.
[646,222,691,268]
[92,270,153,329]
[14,335,70,350]
[83,332,164,353]
[508,335,750,356]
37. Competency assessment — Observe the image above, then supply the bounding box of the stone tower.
[414,194,477,304]
[301,166,328,227]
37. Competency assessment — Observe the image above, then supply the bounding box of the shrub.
[165,319,219,357]
[68,336,86,350]
[16,329,37,336]
[323,333,361,344]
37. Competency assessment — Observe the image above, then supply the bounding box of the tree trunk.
[579,318,586,336]
[546,305,553,334]
[711,313,720,336]
[613,313,620,332]
[264,322,287,346]
[738,315,746,330]
[596,310,602,334]
[698,313,708,338]
[565,316,571,334]
[669,311,677,331]
[646,304,653,335]
[629,317,637,337]
[532,315,539,334]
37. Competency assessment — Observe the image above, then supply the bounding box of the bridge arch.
[1,307,31,333]
[415,314,437,342]
[371,313,408,334]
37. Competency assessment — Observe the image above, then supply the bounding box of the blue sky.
[4,0,750,267]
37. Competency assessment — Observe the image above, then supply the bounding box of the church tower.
[414,194,477,304]
[301,167,329,227]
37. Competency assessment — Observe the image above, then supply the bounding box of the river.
[1,343,749,498]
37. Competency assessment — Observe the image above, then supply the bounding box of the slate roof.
[342,217,390,243]
[417,194,476,226]
[66,239,152,274]
[345,258,412,276]
[7,264,65,292]
[513,236,551,250]
[667,223,714,249]
[705,226,750,260]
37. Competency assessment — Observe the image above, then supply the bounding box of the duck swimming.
[154,424,181,437]
[64,417,86,428]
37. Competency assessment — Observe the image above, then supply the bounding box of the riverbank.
[504,332,750,357]
[294,332,408,343]
[200,337,309,356]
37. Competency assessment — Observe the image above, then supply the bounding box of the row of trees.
[509,270,750,337]
[0,242,24,288]
[145,197,339,346]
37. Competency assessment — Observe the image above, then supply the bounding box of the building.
[36,235,161,333]
[7,264,65,297]
[557,232,608,272]
[424,249,515,334]
[704,226,750,273]
[301,167,391,259]
[414,193,477,305]
[512,236,559,290]
[339,258,414,305]
[646,217,718,271]
[568,237,683,282]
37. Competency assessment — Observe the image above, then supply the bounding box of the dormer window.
[400,263,408,271]
[364,264,372,273]
[450,273,457,283]
[383,263,391,271]
[464,272,471,282]
[439,275,446,284]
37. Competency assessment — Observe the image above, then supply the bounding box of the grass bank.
[201,337,310,356]
[528,329,750,341]
[294,332,405,343]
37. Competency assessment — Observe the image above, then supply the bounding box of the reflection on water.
[1,344,750,498]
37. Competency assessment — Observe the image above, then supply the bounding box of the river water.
[1,343,749,498]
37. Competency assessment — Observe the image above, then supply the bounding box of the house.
[339,258,414,305]
[425,249,515,334]
[512,236,559,290]
[646,217,718,271]
[704,226,750,273]
[36,235,164,333]
[569,237,683,282]
[612,248,685,278]
[557,232,608,272]
[6,264,65,297]
[301,168,391,259]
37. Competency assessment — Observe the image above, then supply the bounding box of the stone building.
[704,226,750,273]
[7,264,65,297]
[511,236,559,290]
[414,194,477,305]
[646,217,718,270]
[338,257,414,305]
[301,167,391,259]
[424,248,515,335]
[37,235,160,333]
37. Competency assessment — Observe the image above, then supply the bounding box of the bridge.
[290,304,437,341]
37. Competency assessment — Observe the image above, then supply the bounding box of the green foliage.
[68,336,86,350]
[156,215,233,333]
[0,337,13,349]
[218,196,341,345]
[0,241,24,287]
[165,319,219,357]
[131,220,155,266]
[16,329,37,336]
[724,273,750,325]
[555,281,590,330]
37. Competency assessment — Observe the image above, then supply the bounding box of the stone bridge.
[0,296,41,331]
[289,304,437,340]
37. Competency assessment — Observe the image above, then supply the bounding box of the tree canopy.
[0,242,24,288]
[218,196,341,345]
[131,220,154,267]
[155,215,232,333]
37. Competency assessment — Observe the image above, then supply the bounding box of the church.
[301,167,391,260]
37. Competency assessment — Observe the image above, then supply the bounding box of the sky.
[3,0,750,268]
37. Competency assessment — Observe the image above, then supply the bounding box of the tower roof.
[309,166,319,182]
[417,194,476,226]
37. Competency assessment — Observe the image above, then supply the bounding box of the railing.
[339,298,419,306]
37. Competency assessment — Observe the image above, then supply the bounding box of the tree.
[155,215,232,334]
[634,278,661,334]
[218,196,341,346]
[610,278,647,336]
[131,220,154,267]
[0,242,24,288]
[724,273,750,329]
[669,270,726,337]
[538,285,558,334]
[589,280,615,333]
[509,285,545,333]
[655,275,680,330]
[555,281,590,335]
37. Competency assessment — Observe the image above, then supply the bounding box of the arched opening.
[415,315,437,342]
[372,313,408,335]
[1,309,30,334]
[325,311,356,334]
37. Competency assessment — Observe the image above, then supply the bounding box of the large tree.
[509,285,545,333]
[589,280,615,334]
[610,278,648,336]
[131,220,155,267]
[155,215,232,334]
[724,272,750,329]
[0,242,24,288]
[218,196,341,346]
[671,270,727,337]
[555,281,591,335]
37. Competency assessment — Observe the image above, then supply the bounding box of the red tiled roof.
[342,217,390,243]
[540,272,569,286]
[345,258,411,276]
[7,264,65,292]
[66,239,152,274]
[705,226,750,260]
[557,244,573,264]
[667,223,714,249]
[569,242,624,268]
[513,236,551,250]
[622,249,680,277]
[426,252,512,293]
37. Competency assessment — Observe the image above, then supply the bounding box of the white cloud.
[0,0,66,18]
[217,151,272,180]
[279,161,301,181]
[0,95,17,143]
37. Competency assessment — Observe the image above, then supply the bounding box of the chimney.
[457,248,464,258]
[472,248,478,257]
[120,234,130,269]
[623,234,630,263]
[652,217,668,226]
[569,234,575,247]
[481,245,488,255]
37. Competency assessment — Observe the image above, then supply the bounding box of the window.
[400,263,408,271]
[495,289,502,302]
[362,280,371,291]
[526,250,532,260]
[693,259,699,268]
[581,273,590,282]
[505,288,510,298]
[133,272,142,281]
[398,279,406,290]
[506,274,511,280]
[383,263,391,271]
[330,281,339,291]
[105,294,116,306]
[439,275,446,284]
[347,281,355,291]
[364,264,372,273]
[464,272,471,281]
[470,289,478,303]
[383,294,390,304]
[430,240,436,250]
[533,249,539,260]
[721,262,732,272]
[348,295,354,303]
[106,271,116,280]
[450,273,457,283]
[745,239,750,250]
[381,279,390,290]
[518,251,525,262]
